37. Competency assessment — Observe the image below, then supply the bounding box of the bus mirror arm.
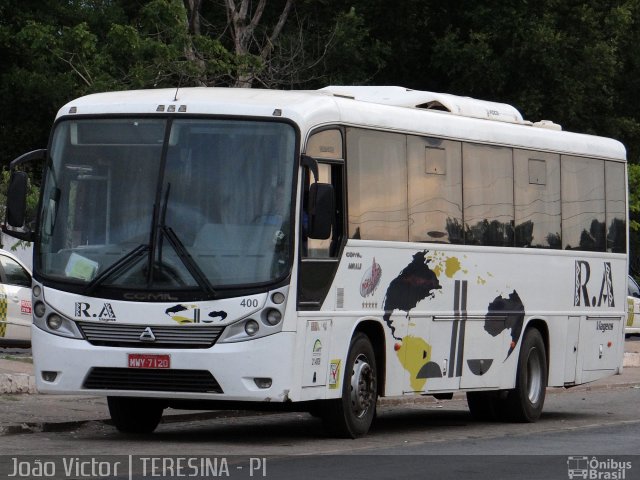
[301,154,319,183]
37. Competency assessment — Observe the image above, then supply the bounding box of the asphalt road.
[1,383,639,480]
[1,340,639,479]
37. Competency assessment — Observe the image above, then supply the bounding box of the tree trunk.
[183,0,206,86]
[225,0,294,87]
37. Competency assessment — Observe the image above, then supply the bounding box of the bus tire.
[504,328,547,422]
[107,397,164,434]
[322,333,377,438]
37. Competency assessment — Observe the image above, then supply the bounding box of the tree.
[222,0,293,87]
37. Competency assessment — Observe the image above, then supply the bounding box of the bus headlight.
[47,314,63,330]
[33,305,84,339]
[216,287,288,343]
[34,301,46,318]
[265,309,282,326]
[244,319,259,336]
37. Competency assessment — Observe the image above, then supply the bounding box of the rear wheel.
[107,397,164,434]
[504,328,547,422]
[322,333,377,438]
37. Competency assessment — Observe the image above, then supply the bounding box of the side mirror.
[6,171,29,228]
[307,183,334,240]
[2,149,45,242]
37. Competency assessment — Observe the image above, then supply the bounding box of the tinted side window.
[0,256,31,287]
[514,150,561,248]
[408,137,463,244]
[346,128,408,241]
[463,144,514,246]
[605,161,626,253]
[562,156,605,251]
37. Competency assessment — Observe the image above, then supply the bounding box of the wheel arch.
[523,318,550,380]
[354,319,386,397]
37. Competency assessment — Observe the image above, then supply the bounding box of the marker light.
[271,292,285,304]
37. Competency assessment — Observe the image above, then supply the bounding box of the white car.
[627,275,640,337]
[0,249,32,347]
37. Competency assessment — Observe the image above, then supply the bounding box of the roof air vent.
[319,86,525,124]
[417,101,450,112]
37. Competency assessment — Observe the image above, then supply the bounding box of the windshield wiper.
[155,182,216,299]
[83,244,149,296]
[159,225,216,299]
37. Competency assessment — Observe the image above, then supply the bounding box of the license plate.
[127,353,170,369]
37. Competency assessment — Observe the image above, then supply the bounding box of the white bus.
[3,86,628,438]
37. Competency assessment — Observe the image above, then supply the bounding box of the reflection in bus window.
[605,161,626,253]
[347,128,408,241]
[514,150,561,248]
[463,144,514,247]
[561,156,605,251]
[408,137,462,244]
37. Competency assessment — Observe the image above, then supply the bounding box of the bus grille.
[77,322,224,349]
[83,367,223,393]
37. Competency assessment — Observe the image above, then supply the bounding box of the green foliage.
[318,7,389,86]
[630,163,640,231]
[1,0,640,266]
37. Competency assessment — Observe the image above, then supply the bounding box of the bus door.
[298,129,345,309]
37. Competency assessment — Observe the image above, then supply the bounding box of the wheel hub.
[526,348,543,404]
[350,354,375,418]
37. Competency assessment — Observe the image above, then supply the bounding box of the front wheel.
[322,333,378,438]
[107,397,164,434]
[504,328,547,422]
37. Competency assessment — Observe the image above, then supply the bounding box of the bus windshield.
[37,118,297,294]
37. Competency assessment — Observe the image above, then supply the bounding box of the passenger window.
[514,150,561,248]
[347,128,408,241]
[605,161,626,253]
[408,137,463,243]
[562,156,605,251]
[463,144,514,246]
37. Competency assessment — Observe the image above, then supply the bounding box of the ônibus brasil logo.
[567,456,632,479]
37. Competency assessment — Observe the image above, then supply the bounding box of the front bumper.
[32,325,297,402]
